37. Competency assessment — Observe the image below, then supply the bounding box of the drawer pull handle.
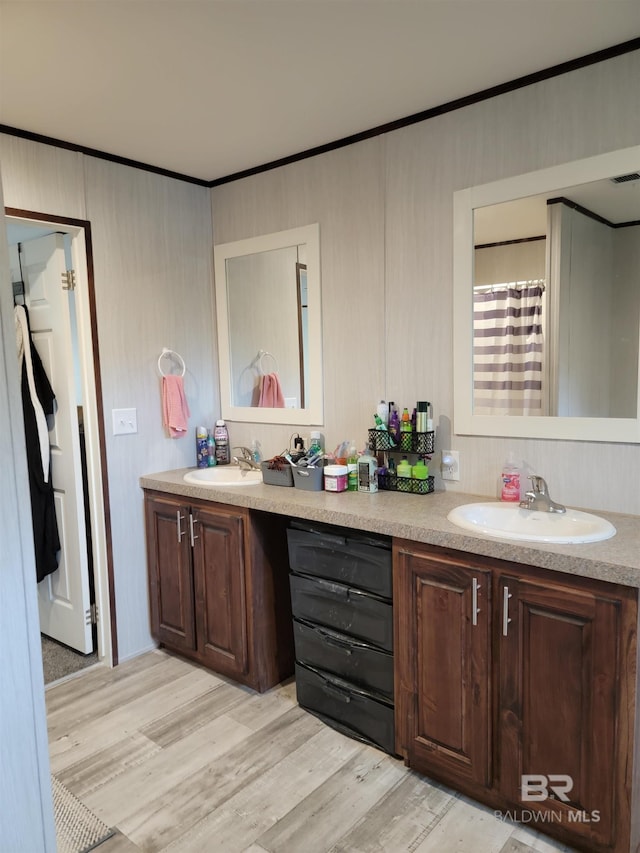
[189,514,199,547]
[472,577,481,627]
[321,681,352,703]
[502,585,513,636]
[322,634,354,654]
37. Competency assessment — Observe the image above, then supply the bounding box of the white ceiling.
[1,1,639,183]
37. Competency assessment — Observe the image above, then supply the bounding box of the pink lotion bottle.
[501,453,521,502]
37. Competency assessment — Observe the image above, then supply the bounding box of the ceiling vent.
[610,172,640,184]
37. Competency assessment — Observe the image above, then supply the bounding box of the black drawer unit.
[287,521,395,755]
[295,662,395,756]
[290,573,393,651]
[293,617,394,700]
[287,521,392,598]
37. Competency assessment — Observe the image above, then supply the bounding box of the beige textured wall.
[1,51,638,663]
[0,136,217,659]
[212,50,640,516]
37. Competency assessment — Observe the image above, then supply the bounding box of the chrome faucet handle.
[233,446,253,461]
[521,475,566,513]
[528,475,547,495]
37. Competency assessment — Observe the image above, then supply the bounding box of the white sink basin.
[447,502,616,544]
[183,466,262,487]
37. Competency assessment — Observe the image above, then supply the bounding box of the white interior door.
[18,232,93,654]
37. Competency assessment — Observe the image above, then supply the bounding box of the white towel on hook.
[15,305,50,481]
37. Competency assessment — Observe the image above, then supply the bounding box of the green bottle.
[397,456,412,478]
[347,445,358,492]
[412,458,429,479]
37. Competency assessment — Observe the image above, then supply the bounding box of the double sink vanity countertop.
[140,468,640,588]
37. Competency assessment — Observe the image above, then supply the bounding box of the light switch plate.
[112,408,137,435]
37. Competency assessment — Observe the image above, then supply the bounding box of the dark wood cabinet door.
[144,494,196,652]
[191,504,248,678]
[498,573,620,849]
[395,542,492,789]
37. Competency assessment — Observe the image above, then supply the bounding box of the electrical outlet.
[284,397,297,408]
[112,408,137,435]
[441,450,460,481]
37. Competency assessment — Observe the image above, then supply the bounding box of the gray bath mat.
[52,775,115,853]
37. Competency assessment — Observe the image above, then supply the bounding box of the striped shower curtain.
[473,282,545,416]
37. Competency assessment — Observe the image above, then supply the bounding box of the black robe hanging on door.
[19,308,60,582]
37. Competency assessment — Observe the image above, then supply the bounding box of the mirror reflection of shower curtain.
[473,281,545,416]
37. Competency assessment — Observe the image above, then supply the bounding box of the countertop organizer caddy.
[367,428,435,495]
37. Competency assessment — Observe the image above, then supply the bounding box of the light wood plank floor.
[46,650,575,853]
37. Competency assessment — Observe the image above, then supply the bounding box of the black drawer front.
[287,526,392,599]
[290,574,393,651]
[295,662,395,755]
[293,618,394,700]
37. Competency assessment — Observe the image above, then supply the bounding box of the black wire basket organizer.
[367,428,435,455]
[377,472,435,495]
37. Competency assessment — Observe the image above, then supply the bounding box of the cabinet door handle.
[176,511,185,543]
[472,577,481,626]
[502,585,513,636]
[189,514,199,547]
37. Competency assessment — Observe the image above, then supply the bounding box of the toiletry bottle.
[397,456,412,478]
[389,405,400,442]
[347,445,359,491]
[501,453,521,502]
[214,419,231,465]
[400,407,412,450]
[196,426,209,468]
[412,458,429,480]
[426,401,434,432]
[376,400,388,426]
[251,439,262,464]
[207,430,217,466]
[309,431,323,456]
[373,412,395,446]
[357,444,378,493]
[416,402,428,433]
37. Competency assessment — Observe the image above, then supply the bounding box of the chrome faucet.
[232,446,261,471]
[519,475,566,513]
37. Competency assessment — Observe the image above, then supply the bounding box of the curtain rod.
[473,279,545,293]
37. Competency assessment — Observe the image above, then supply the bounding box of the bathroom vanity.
[141,469,640,853]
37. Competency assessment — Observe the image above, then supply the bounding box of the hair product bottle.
[196,426,209,468]
[214,419,230,465]
[357,445,378,493]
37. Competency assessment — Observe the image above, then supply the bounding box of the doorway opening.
[6,208,116,682]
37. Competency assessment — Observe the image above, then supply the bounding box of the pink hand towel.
[162,374,190,437]
[258,373,285,407]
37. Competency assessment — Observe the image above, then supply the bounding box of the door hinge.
[85,603,98,625]
[61,269,76,291]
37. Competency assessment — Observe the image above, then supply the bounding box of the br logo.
[521,774,573,802]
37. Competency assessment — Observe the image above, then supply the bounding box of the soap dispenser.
[501,453,521,502]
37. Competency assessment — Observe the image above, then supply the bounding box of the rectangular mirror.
[214,224,323,425]
[453,145,640,442]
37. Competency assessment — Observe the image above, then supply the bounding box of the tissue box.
[261,460,294,487]
[292,466,324,491]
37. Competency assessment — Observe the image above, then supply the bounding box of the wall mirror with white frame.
[214,223,323,425]
[453,145,640,443]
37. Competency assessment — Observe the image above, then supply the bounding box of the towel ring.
[158,347,186,377]
[258,349,279,374]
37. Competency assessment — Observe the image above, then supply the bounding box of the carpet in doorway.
[52,775,114,853]
[41,635,98,684]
